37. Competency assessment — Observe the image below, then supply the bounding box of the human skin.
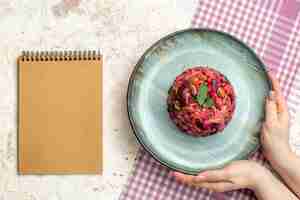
[171,73,300,200]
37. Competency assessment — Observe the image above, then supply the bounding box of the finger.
[173,171,195,184]
[261,123,269,136]
[273,91,289,122]
[195,169,229,183]
[277,93,288,115]
[193,182,237,192]
[261,124,266,140]
[268,72,287,113]
[268,72,281,94]
[265,92,278,122]
[260,124,270,147]
[278,106,289,124]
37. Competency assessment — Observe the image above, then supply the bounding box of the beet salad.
[167,67,236,137]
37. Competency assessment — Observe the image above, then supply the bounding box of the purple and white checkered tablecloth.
[120,0,300,199]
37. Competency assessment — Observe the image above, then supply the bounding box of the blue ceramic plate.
[127,29,270,175]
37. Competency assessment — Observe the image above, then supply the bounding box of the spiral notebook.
[18,51,102,174]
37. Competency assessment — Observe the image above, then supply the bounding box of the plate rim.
[127,28,271,175]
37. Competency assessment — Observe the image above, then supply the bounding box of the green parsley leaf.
[196,83,208,105]
[203,97,214,107]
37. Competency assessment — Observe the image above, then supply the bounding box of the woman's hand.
[171,160,267,192]
[171,160,298,200]
[260,73,300,198]
[261,73,292,168]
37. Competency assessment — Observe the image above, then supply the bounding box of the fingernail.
[269,91,276,101]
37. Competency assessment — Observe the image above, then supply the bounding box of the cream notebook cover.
[18,51,102,174]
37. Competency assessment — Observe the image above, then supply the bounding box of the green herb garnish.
[196,83,208,105]
[196,83,214,108]
[203,97,214,107]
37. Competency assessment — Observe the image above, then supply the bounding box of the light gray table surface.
[0,0,196,199]
[0,0,299,199]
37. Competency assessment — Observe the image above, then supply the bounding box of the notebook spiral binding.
[20,50,102,61]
